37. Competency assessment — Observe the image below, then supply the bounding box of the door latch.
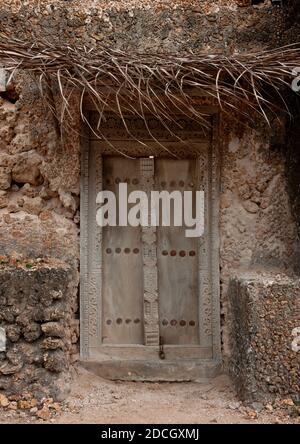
[159,336,165,360]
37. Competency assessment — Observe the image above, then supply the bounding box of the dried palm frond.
[0,32,299,153]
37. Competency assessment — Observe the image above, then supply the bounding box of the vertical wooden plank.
[140,158,160,346]
[102,157,144,345]
[156,159,199,345]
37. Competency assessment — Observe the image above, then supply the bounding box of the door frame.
[80,107,221,367]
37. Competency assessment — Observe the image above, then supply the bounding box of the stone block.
[229,273,300,402]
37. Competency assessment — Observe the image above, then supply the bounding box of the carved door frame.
[80,109,221,367]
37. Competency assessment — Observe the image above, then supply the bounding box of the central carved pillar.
[140,158,160,346]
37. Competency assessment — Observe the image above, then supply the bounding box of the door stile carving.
[80,125,103,358]
[88,147,103,348]
[197,147,213,349]
[140,158,160,346]
[80,125,90,359]
[210,115,221,359]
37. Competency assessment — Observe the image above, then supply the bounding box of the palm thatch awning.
[0,33,299,141]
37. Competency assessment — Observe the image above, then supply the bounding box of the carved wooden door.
[101,156,200,350]
[81,112,221,373]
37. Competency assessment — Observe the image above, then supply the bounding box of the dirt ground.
[0,366,299,424]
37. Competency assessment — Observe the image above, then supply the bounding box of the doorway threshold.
[80,359,222,382]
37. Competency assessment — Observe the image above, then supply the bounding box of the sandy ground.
[0,366,299,424]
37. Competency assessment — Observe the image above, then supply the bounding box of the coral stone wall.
[0,1,288,53]
[0,260,79,400]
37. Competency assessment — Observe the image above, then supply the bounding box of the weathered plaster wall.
[0,74,80,265]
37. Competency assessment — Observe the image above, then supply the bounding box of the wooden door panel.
[102,157,144,345]
[156,159,199,345]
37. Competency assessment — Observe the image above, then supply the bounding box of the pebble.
[0,394,9,408]
[251,402,264,413]
[36,406,51,420]
[228,401,241,410]
[7,401,17,410]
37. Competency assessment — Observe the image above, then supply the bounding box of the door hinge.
[159,336,165,360]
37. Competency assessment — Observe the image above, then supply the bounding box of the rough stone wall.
[0,73,80,264]
[281,0,300,255]
[220,121,299,357]
[0,260,79,400]
[229,273,300,402]
[0,1,288,53]
[0,70,81,399]
[284,0,300,44]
